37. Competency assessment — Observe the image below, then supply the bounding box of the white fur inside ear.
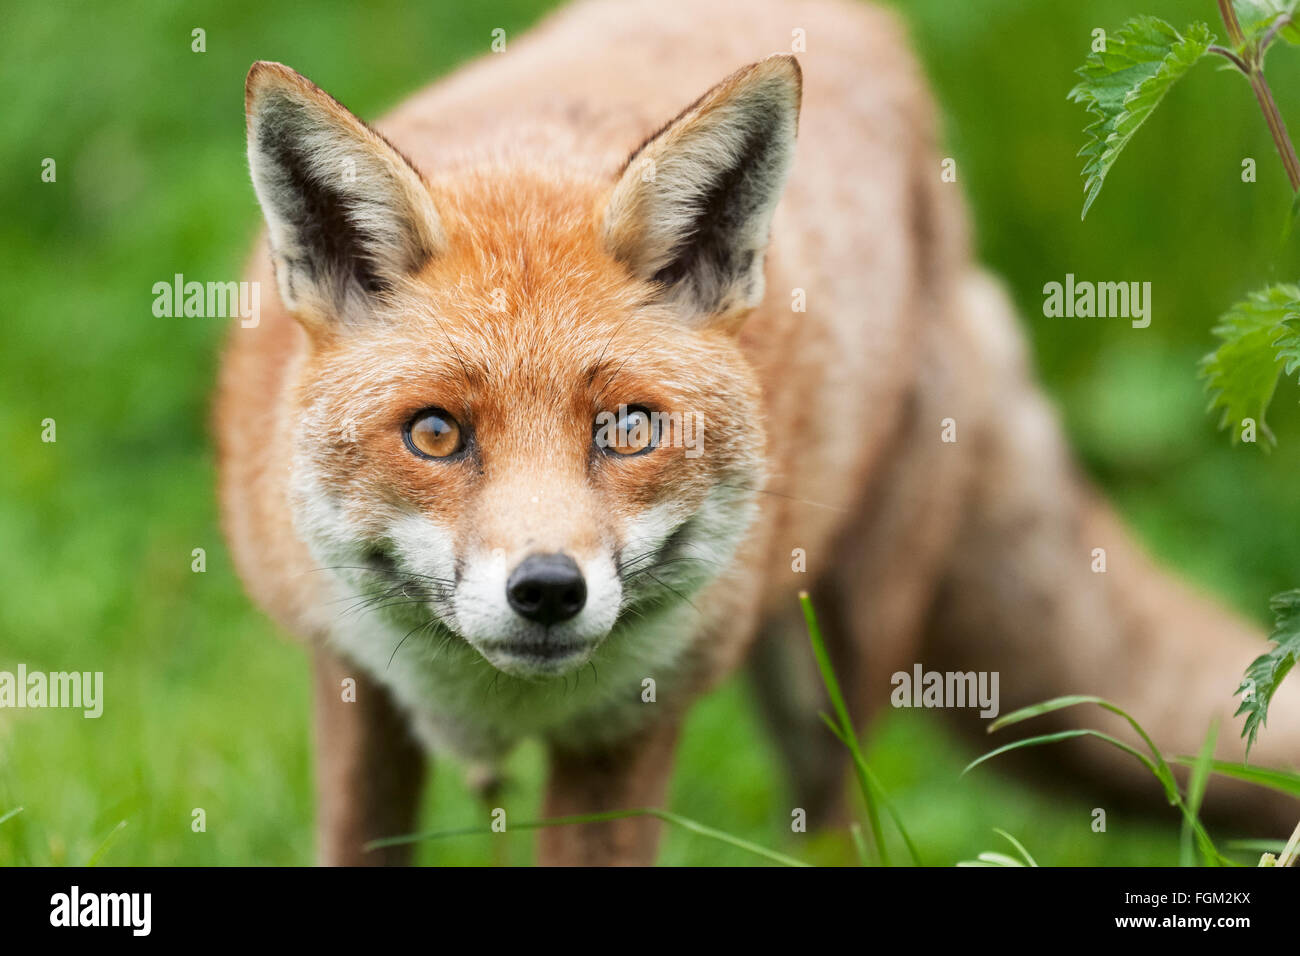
[245,65,443,324]
[603,56,801,322]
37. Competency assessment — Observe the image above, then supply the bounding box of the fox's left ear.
[244,61,444,328]
[602,55,801,329]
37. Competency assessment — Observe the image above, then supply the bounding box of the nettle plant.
[1069,0,1299,800]
[1069,0,1298,442]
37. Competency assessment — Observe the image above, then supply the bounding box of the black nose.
[506,553,587,625]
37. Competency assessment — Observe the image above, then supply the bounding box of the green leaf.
[1233,1,1300,51]
[1171,756,1300,796]
[1275,312,1300,375]
[1235,589,1300,755]
[1069,17,1214,218]
[1200,283,1300,443]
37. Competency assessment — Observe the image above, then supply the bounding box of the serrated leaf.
[1068,17,1214,218]
[1200,283,1300,443]
[1235,589,1300,755]
[1233,1,1300,51]
[1278,313,1300,373]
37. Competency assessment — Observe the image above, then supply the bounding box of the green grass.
[3,0,1298,865]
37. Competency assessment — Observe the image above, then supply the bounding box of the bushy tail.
[923,271,1300,834]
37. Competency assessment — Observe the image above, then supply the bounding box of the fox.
[217,0,1300,866]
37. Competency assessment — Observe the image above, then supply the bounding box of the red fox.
[217,0,1300,865]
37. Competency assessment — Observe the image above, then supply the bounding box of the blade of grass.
[366,807,811,867]
[874,775,923,866]
[86,820,127,867]
[988,695,1113,731]
[994,828,1038,867]
[0,807,24,827]
[800,591,889,865]
[963,728,1158,778]
[1171,757,1300,796]
[819,711,923,865]
[980,697,1228,865]
[990,695,1180,803]
[1181,720,1218,867]
[1225,838,1290,854]
[849,822,870,867]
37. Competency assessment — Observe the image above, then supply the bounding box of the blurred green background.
[1,0,1297,866]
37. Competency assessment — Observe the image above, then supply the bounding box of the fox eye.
[404,408,465,459]
[597,405,656,457]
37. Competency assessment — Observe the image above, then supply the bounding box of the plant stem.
[1279,814,1300,867]
[1216,1,1300,193]
[1260,14,1292,54]
[1208,44,1249,73]
[1248,69,1300,192]
[1217,0,1246,48]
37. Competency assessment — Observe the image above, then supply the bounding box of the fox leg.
[311,647,427,865]
[537,722,680,865]
[923,272,1300,834]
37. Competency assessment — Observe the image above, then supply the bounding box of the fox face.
[244,58,800,680]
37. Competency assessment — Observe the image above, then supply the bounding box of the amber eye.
[597,405,656,456]
[404,408,465,459]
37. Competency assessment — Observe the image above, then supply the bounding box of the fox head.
[244,56,800,679]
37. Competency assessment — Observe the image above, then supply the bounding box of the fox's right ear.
[244,62,443,327]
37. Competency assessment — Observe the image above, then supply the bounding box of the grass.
[2,0,1299,865]
[373,597,1300,868]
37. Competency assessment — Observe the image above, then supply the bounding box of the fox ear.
[244,62,443,326]
[602,55,801,328]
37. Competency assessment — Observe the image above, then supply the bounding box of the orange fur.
[218,0,1300,866]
